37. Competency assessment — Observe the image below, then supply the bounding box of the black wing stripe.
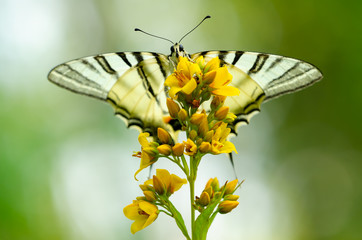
[94,55,116,74]
[137,66,157,99]
[248,54,269,74]
[133,52,144,65]
[267,61,300,86]
[151,53,167,79]
[265,56,283,71]
[116,52,132,67]
[218,51,228,63]
[81,59,100,74]
[231,51,244,65]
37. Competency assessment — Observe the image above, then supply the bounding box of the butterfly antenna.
[135,28,174,44]
[178,15,211,43]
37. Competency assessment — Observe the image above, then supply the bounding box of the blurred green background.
[1,0,361,239]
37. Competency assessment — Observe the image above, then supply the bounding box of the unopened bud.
[178,109,188,122]
[199,192,210,206]
[204,130,214,142]
[143,147,158,157]
[204,186,213,199]
[166,98,180,118]
[218,200,239,214]
[172,143,184,156]
[224,194,239,201]
[143,191,156,202]
[211,178,220,191]
[157,144,172,156]
[153,175,165,195]
[224,179,238,195]
[203,70,216,84]
[190,113,204,125]
[199,142,211,153]
[189,130,198,140]
[198,117,209,137]
[158,128,172,144]
[215,106,229,120]
[211,96,226,110]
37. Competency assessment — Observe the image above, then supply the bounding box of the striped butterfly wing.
[191,51,322,133]
[48,52,175,137]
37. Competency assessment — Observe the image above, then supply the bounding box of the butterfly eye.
[170,46,175,53]
[179,44,184,52]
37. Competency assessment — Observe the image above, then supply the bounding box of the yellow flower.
[211,122,237,154]
[209,67,240,96]
[145,169,187,196]
[123,200,159,234]
[184,138,197,156]
[165,57,201,98]
[134,133,158,180]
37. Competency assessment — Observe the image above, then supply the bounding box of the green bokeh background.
[1,0,361,239]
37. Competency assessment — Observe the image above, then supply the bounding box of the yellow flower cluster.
[165,56,240,100]
[195,178,241,214]
[124,169,187,234]
[127,56,242,236]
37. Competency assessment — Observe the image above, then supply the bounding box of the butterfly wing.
[191,51,323,133]
[48,52,175,137]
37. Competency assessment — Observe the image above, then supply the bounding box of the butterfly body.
[48,43,322,139]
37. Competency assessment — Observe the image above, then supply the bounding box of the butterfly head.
[170,43,187,58]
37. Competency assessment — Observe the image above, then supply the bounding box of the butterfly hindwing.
[191,51,322,133]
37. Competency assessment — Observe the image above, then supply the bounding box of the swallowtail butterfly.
[48,17,322,141]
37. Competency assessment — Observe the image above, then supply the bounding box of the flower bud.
[157,128,172,144]
[204,130,214,142]
[204,186,213,199]
[224,194,239,201]
[198,117,209,137]
[166,98,180,118]
[211,95,226,110]
[203,71,216,84]
[153,175,165,195]
[143,191,156,202]
[178,109,188,122]
[199,142,211,153]
[196,138,203,146]
[143,147,158,157]
[172,143,184,156]
[210,178,220,191]
[224,179,238,195]
[218,200,239,214]
[189,130,198,140]
[190,113,204,125]
[199,192,210,206]
[157,144,172,156]
[215,106,229,120]
[204,57,220,73]
[139,184,152,191]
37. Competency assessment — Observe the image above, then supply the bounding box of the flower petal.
[130,215,148,234]
[170,174,188,193]
[123,203,140,220]
[212,86,240,96]
[139,201,158,215]
[181,78,197,95]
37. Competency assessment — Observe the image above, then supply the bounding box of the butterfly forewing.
[48,52,174,137]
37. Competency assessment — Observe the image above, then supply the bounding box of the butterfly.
[48,17,323,142]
